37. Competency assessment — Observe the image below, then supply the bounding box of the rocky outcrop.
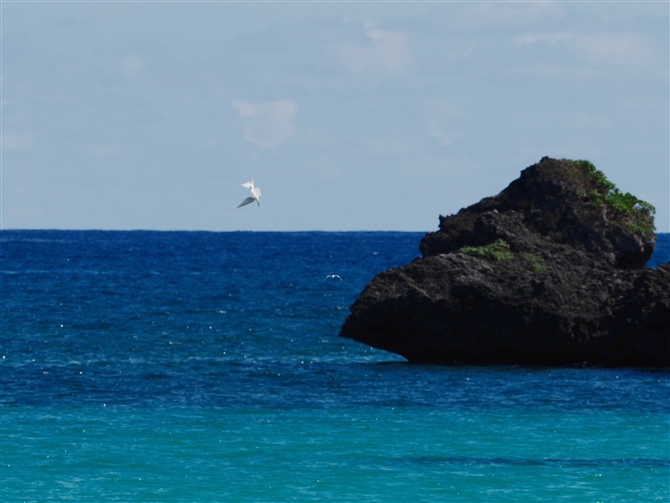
[340,158,669,367]
[419,157,655,268]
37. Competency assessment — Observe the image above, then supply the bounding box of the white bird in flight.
[237,179,261,208]
[323,274,343,281]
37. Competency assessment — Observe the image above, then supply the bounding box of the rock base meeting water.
[340,158,670,367]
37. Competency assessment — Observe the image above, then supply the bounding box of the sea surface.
[2,230,669,502]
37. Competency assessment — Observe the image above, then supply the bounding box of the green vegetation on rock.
[567,159,656,233]
[522,253,548,272]
[459,239,513,261]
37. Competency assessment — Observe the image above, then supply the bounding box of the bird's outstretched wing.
[242,180,254,190]
[323,274,343,281]
[237,196,255,208]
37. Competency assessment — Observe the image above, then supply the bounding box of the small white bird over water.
[323,274,343,281]
[237,179,261,208]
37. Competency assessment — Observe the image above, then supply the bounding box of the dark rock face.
[420,157,655,268]
[340,158,669,367]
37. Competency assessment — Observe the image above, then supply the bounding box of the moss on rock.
[420,157,656,269]
[459,239,513,261]
[568,158,656,233]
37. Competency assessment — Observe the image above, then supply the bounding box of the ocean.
[1,230,668,502]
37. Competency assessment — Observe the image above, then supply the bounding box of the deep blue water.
[649,232,670,268]
[1,231,669,501]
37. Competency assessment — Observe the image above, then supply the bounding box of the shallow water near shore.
[2,231,669,501]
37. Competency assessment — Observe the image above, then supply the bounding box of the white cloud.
[88,144,123,157]
[574,33,655,66]
[339,22,409,76]
[1,133,32,151]
[426,100,464,147]
[519,64,597,81]
[428,123,454,147]
[118,54,144,77]
[467,3,564,27]
[231,100,297,148]
[515,32,576,46]
[515,32,655,67]
[442,41,476,64]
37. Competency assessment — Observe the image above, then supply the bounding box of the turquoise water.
[4,405,668,501]
[2,231,668,501]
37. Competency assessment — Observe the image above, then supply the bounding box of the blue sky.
[2,1,668,232]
